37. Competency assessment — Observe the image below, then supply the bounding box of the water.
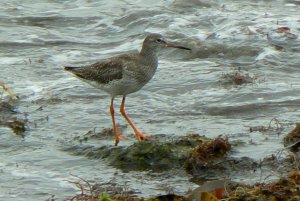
[1,0,300,200]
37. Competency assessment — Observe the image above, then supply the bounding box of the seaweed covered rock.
[0,81,26,135]
[184,137,262,179]
[186,136,231,163]
[67,169,300,201]
[65,133,212,171]
[110,141,179,171]
[184,136,231,172]
[187,169,300,201]
[7,118,26,135]
[224,169,300,201]
[109,134,210,171]
[283,123,300,151]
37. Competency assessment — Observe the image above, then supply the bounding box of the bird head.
[143,33,191,51]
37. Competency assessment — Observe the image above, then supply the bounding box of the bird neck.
[140,44,158,62]
[139,44,158,79]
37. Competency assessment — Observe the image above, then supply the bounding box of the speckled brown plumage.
[64,33,191,145]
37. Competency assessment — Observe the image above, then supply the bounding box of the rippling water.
[1,0,300,200]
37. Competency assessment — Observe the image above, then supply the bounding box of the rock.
[283,123,300,151]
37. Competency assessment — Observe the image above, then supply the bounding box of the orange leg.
[110,97,123,146]
[120,96,148,141]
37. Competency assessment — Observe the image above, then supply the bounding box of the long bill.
[165,42,191,50]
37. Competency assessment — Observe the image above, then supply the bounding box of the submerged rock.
[0,82,26,135]
[220,70,256,86]
[7,118,26,135]
[0,101,15,112]
[0,100,26,135]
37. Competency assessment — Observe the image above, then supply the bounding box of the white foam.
[255,47,279,61]
[0,57,26,65]
[50,50,86,63]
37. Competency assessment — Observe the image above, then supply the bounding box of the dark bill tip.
[64,66,74,71]
[166,43,191,50]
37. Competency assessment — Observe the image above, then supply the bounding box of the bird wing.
[65,54,133,84]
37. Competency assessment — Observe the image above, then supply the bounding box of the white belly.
[84,78,146,97]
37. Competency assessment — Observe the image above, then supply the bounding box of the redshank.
[64,33,191,146]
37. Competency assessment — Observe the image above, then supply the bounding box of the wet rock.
[220,70,256,86]
[185,137,259,180]
[0,101,15,115]
[283,123,300,151]
[0,82,27,135]
[7,118,26,136]
[0,94,26,136]
[186,136,231,162]
[110,141,181,171]
[73,126,126,142]
[65,133,234,173]
[0,100,26,135]
[0,101,14,128]
[187,156,259,181]
[65,126,300,183]
[108,134,212,172]
[65,130,300,200]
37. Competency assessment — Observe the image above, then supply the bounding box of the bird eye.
[156,39,162,43]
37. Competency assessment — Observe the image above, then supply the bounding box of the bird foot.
[136,133,153,141]
[115,134,127,146]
